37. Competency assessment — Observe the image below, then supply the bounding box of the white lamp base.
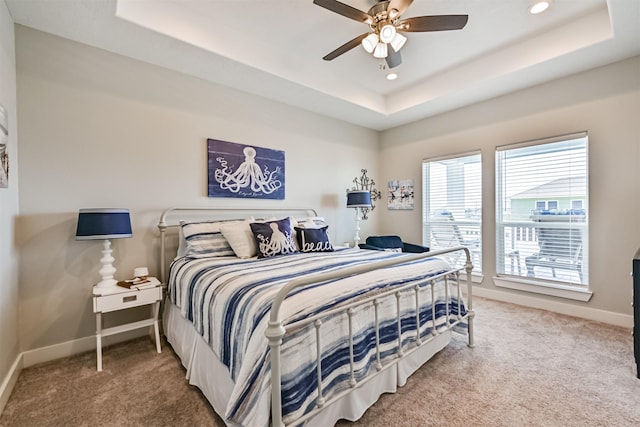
[353,211,362,248]
[93,281,122,295]
[96,278,118,288]
[95,239,119,290]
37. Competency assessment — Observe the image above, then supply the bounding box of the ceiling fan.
[313,0,468,69]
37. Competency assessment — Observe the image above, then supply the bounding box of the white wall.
[379,56,640,320]
[0,0,20,411]
[15,26,379,352]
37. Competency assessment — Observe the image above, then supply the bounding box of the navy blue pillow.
[249,217,297,258]
[295,226,334,253]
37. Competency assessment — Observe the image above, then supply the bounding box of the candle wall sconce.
[348,169,382,220]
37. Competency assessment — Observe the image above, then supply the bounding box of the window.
[422,152,482,273]
[535,200,558,212]
[571,200,584,210]
[496,132,588,287]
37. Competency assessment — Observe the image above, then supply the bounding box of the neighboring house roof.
[511,176,586,199]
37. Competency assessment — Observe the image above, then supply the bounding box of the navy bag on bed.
[359,235,429,253]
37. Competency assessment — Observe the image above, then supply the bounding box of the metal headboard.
[157,207,318,284]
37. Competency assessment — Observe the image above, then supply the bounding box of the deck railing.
[498,220,587,285]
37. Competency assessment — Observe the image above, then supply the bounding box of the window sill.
[492,276,592,302]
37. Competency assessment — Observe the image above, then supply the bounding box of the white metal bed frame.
[158,207,475,427]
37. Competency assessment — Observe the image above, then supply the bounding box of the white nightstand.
[92,280,162,371]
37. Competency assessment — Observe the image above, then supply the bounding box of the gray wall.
[0,0,20,407]
[378,56,640,318]
[15,26,379,352]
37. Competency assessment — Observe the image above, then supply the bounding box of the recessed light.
[386,72,398,81]
[529,1,550,14]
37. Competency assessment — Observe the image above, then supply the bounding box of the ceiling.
[6,0,640,130]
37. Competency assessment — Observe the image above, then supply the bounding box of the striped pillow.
[181,221,235,258]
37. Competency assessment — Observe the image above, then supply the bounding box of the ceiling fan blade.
[386,48,402,69]
[398,15,469,32]
[323,33,369,61]
[313,0,371,24]
[387,0,413,18]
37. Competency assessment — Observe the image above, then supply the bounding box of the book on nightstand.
[117,276,160,290]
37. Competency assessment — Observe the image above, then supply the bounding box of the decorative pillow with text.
[295,226,334,253]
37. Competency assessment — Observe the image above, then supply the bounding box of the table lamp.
[346,190,371,247]
[76,208,132,291]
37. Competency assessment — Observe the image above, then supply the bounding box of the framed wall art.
[0,104,8,189]
[207,138,285,199]
[387,179,414,210]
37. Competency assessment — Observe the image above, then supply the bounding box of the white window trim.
[422,150,483,273]
[496,131,588,151]
[492,276,592,302]
[495,131,589,294]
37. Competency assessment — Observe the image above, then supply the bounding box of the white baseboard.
[21,336,96,368]
[473,286,634,328]
[22,328,150,368]
[0,353,23,415]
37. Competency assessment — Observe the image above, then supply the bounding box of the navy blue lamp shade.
[76,209,132,240]
[346,190,372,208]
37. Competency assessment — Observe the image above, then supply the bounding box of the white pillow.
[295,217,327,229]
[176,226,187,259]
[218,219,257,259]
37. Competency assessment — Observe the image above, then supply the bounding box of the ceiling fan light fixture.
[362,33,379,53]
[379,24,397,43]
[312,1,469,69]
[529,1,551,14]
[373,42,388,59]
[390,32,407,52]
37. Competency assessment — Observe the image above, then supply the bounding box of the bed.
[158,207,475,427]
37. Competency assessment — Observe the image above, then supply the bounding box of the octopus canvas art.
[208,139,285,199]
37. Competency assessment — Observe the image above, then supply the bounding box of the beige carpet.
[1,297,639,427]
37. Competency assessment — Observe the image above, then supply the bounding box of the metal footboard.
[266,246,475,427]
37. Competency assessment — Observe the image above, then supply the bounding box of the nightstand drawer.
[94,287,162,313]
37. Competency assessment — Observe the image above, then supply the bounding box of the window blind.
[495,132,588,285]
[422,152,482,273]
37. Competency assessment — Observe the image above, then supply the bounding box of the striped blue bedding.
[168,248,467,426]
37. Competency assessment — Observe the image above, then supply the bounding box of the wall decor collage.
[387,179,414,210]
[205,137,415,212]
[0,103,8,189]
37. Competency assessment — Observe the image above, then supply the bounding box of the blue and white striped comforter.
[168,248,467,426]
